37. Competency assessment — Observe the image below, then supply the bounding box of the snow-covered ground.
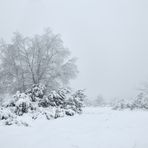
[0,107,148,148]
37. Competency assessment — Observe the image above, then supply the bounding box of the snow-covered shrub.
[14,92,33,115]
[54,107,65,118]
[4,118,29,126]
[26,84,46,101]
[3,91,34,116]
[132,93,148,109]
[0,84,86,126]
[112,99,128,110]
[71,90,85,113]
[0,108,28,126]
[47,89,85,114]
[112,93,148,110]
[38,96,51,108]
[47,90,65,107]
[0,107,16,120]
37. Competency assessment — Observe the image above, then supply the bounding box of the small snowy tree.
[94,95,105,106]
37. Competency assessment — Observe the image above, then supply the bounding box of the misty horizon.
[0,0,148,100]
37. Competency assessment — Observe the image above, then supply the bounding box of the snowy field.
[0,107,148,148]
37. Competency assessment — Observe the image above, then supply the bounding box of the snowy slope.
[0,107,148,148]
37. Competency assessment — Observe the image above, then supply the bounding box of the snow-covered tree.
[94,95,105,106]
[0,28,78,93]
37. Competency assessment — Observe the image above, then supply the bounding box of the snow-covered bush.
[0,107,29,126]
[0,84,86,126]
[112,99,128,110]
[4,91,34,116]
[48,89,85,114]
[112,93,148,110]
[14,92,33,115]
[132,93,148,109]
[0,107,16,120]
[47,90,66,107]
[39,88,85,114]
[26,84,46,101]
[69,90,85,113]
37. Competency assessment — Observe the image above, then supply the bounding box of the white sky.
[0,0,148,99]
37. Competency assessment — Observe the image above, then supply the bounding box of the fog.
[0,0,148,99]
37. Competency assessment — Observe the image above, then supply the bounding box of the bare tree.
[0,28,78,93]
